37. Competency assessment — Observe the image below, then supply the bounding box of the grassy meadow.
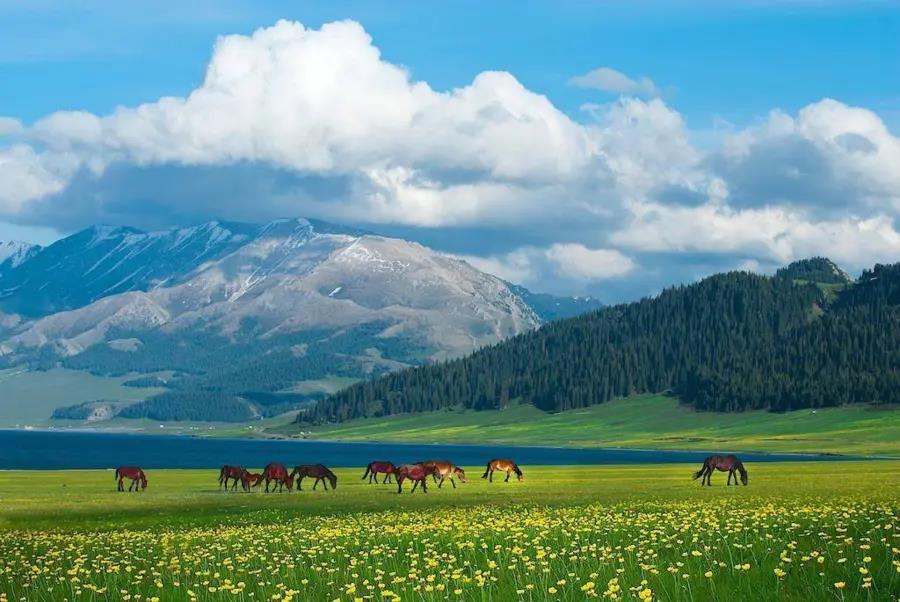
[1,462,898,600]
[296,395,900,457]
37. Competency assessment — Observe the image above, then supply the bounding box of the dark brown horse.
[396,463,438,494]
[261,462,293,492]
[421,460,466,489]
[219,465,254,491]
[362,461,397,484]
[290,464,338,491]
[693,454,748,486]
[115,466,147,492]
[482,458,523,482]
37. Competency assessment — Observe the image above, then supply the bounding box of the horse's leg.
[488,469,493,483]
[412,480,419,493]
[313,478,319,490]
[450,477,456,489]
[422,479,427,494]
[505,470,510,483]
[117,477,123,492]
[438,476,444,489]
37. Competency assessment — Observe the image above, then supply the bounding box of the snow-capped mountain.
[0,241,41,271]
[1,218,541,360]
[0,218,606,421]
[0,221,257,317]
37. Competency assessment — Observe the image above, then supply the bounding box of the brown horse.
[482,458,523,482]
[693,454,748,486]
[219,465,254,491]
[362,461,397,484]
[245,472,262,489]
[115,466,147,492]
[290,464,338,491]
[421,460,466,489]
[396,463,438,494]
[261,462,293,492]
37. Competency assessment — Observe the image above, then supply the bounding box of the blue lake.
[0,429,852,470]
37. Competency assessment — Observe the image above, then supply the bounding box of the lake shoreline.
[0,428,873,470]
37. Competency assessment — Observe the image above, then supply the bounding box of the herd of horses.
[114,454,748,493]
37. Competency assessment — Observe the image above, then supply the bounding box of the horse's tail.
[481,462,491,479]
[219,466,226,485]
[692,464,706,480]
[362,464,371,480]
[114,467,120,480]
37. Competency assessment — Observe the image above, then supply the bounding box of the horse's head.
[284,476,294,492]
[740,467,748,486]
[329,473,338,490]
[515,466,524,482]
[454,467,467,482]
[141,476,148,490]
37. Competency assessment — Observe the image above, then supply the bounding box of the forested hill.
[301,260,900,423]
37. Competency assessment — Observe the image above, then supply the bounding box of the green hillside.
[304,261,900,424]
[290,394,900,457]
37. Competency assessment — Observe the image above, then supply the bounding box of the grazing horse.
[693,454,748,486]
[115,466,147,492]
[244,472,262,489]
[421,460,467,489]
[362,461,397,484]
[290,464,338,491]
[219,465,254,491]
[396,463,438,494]
[482,458,523,483]
[261,462,293,493]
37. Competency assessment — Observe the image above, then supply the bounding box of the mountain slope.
[303,261,900,423]
[0,222,256,317]
[0,241,41,272]
[0,218,552,422]
[506,284,603,321]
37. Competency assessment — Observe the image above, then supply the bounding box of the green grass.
[0,367,165,427]
[0,462,898,600]
[294,394,900,457]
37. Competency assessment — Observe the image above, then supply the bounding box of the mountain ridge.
[0,217,600,422]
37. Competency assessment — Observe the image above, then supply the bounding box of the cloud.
[1,19,898,301]
[611,202,900,267]
[716,99,900,216]
[545,244,636,280]
[569,67,659,97]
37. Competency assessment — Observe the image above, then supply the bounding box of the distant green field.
[296,394,900,457]
[0,367,164,426]
[0,462,897,600]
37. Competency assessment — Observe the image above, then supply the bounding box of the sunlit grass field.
[297,395,900,457]
[1,462,898,601]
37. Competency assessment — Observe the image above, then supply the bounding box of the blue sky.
[0,1,898,300]
[3,2,897,128]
